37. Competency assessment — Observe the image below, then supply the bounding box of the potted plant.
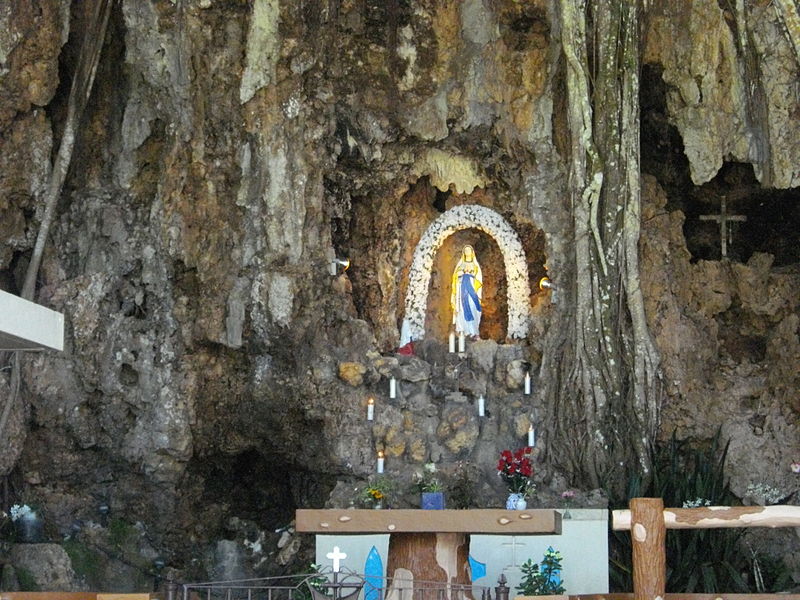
[497,447,535,509]
[516,546,566,596]
[414,463,445,509]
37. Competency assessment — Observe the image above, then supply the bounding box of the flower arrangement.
[413,462,444,493]
[361,476,393,508]
[791,461,800,474]
[560,489,576,517]
[10,504,34,521]
[497,447,535,497]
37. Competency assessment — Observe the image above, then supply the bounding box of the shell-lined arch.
[403,205,531,341]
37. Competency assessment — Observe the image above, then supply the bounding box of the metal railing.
[180,569,511,600]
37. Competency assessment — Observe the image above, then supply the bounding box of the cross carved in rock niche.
[699,196,747,259]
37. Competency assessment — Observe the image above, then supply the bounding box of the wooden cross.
[699,197,747,259]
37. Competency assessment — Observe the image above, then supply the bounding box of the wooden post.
[630,498,666,600]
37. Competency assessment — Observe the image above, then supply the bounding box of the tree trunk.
[385,533,471,600]
[542,0,661,492]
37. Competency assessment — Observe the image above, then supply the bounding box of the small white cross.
[326,546,347,572]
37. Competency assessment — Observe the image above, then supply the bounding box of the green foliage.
[516,547,566,596]
[609,430,750,593]
[63,538,103,584]
[750,551,794,593]
[448,461,479,509]
[108,517,137,549]
[293,564,328,600]
[16,566,39,591]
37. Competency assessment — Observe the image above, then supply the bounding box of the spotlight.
[329,258,351,275]
[539,277,555,290]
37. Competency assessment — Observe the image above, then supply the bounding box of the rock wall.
[0,0,797,587]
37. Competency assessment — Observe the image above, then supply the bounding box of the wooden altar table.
[297,509,562,594]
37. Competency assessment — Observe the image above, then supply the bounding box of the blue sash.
[460,273,482,322]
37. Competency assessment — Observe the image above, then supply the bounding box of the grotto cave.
[0,0,798,594]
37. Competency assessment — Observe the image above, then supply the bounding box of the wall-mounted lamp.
[98,503,110,527]
[329,258,351,276]
[539,276,557,304]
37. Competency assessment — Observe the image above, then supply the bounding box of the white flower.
[745,482,785,505]
[682,498,711,508]
[10,504,33,522]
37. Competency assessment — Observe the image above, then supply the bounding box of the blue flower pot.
[421,492,445,510]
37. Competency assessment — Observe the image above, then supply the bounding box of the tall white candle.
[478,395,485,417]
[528,425,536,447]
[328,261,338,276]
[389,377,396,399]
[377,451,385,474]
[458,333,466,353]
[524,372,531,395]
[367,397,374,421]
[448,332,456,353]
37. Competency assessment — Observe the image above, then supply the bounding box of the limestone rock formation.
[0,0,797,588]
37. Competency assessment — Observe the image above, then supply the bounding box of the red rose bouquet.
[497,446,535,497]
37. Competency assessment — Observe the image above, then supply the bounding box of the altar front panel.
[313,509,608,596]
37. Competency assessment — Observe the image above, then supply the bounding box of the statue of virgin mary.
[450,245,483,337]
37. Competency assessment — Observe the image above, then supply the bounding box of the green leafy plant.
[62,538,104,586]
[293,564,329,600]
[16,566,39,591]
[449,461,478,509]
[609,429,749,593]
[516,547,566,596]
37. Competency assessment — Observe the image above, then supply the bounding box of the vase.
[15,513,43,543]
[563,508,572,519]
[372,501,383,510]
[515,497,527,510]
[506,493,524,510]
[421,491,445,510]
